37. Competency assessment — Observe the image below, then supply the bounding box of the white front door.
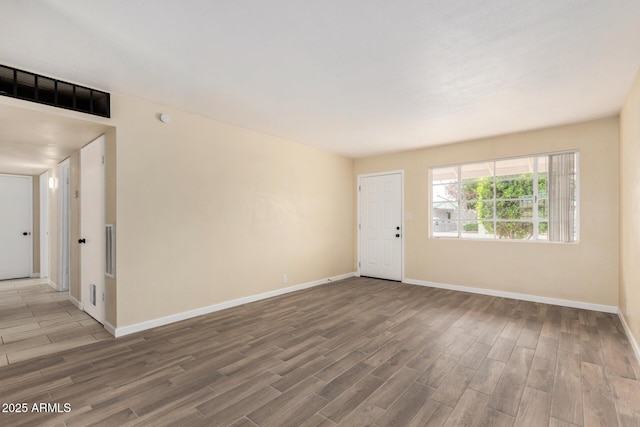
[0,174,32,280]
[359,172,402,281]
[81,136,106,323]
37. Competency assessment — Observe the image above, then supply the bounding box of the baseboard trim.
[68,294,82,310]
[618,311,640,366]
[104,321,117,337]
[47,279,59,291]
[114,272,355,338]
[403,278,618,314]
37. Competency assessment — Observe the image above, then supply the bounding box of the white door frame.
[58,159,71,291]
[39,171,49,279]
[356,170,405,281]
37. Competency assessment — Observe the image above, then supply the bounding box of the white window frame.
[429,150,579,243]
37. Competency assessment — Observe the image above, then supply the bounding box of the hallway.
[0,278,112,366]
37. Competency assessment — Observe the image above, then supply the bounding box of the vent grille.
[0,64,110,118]
[106,224,115,278]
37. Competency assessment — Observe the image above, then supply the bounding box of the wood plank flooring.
[0,277,639,426]
[0,279,111,366]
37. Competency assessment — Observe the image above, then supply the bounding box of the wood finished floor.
[0,279,111,366]
[0,277,639,426]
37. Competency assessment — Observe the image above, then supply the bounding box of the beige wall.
[1,94,353,329]
[111,95,355,326]
[69,152,82,302]
[620,68,640,346]
[32,175,40,275]
[355,118,620,306]
[105,128,117,326]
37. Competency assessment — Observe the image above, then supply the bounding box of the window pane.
[16,70,35,99]
[496,175,534,198]
[432,202,458,222]
[461,221,496,239]
[432,183,457,202]
[538,156,548,198]
[432,166,457,185]
[461,162,492,180]
[537,155,548,173]
[495,221,534,240]
[432,220,458,238]
[461,221,479,233]
[75,86,91,112]
[496,200,533,220]
[0,65,14,95]
[57,81,74,108]
[91,91,109,116]
[538,198,547,219]
[496,157,533,177]
[36,76,56,104]
[538,222,548,240]
[462,176,494,201]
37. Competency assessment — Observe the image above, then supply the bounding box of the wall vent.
[105,224,115,278]
[0,64,110,118]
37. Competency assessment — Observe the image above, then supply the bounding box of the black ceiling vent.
[0,64,110,118]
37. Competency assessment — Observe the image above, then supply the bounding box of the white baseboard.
[114,272,355,337]
[403,278,618,314]
[618,311,640,366]
[47,279,59,291]
[68,294,82,310]
[104,321,116,337]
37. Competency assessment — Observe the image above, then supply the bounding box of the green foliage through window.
[431,153,577,242]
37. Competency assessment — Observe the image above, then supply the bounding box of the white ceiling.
[0,104,110,175]
[1,0,640,159]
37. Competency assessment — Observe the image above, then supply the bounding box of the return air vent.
[0,64,110,118]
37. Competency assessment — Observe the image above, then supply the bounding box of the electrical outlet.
[282,274,287,284]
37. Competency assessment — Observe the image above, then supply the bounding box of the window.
[431,151,578,242]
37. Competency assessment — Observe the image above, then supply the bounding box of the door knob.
[78,238,86,244]
[395,234,400,238]
[396,226,400,230]
[23,232,28,236]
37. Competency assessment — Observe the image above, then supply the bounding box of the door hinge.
[358,261,361,268]
[358,224,361,230]
[102,292,105,302]
[101,155,105,165]
[358,185,361,191]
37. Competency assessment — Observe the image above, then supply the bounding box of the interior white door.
[359,173,402,281]
[59,160,71,291]
[81,136,106,323]
[0,174,32,280]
